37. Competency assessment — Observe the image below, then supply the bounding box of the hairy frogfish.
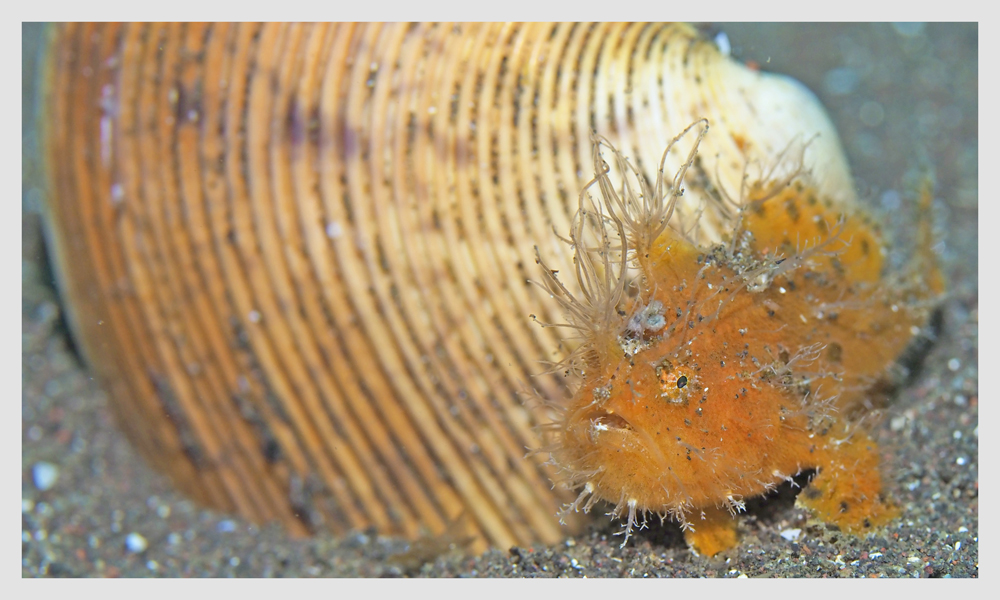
[535,122,943,556]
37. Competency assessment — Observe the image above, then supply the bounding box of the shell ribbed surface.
[40,22,854,550]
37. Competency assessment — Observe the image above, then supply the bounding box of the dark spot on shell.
[827,342,843,363]
[263,439,282,462]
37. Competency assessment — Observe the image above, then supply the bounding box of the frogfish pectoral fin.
[684,505,740,557]
[796,434,899,533]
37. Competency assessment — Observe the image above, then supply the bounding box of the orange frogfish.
[535,122,943,556]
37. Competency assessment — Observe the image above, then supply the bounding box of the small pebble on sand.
[218,520,236,533]
[32,462,59,491]
[125,533,148,554]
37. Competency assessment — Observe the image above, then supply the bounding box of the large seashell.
[39,22,857,550]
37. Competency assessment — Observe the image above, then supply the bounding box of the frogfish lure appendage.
[534,126,943,557]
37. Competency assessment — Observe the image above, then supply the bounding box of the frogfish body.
[537,129,942,556]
